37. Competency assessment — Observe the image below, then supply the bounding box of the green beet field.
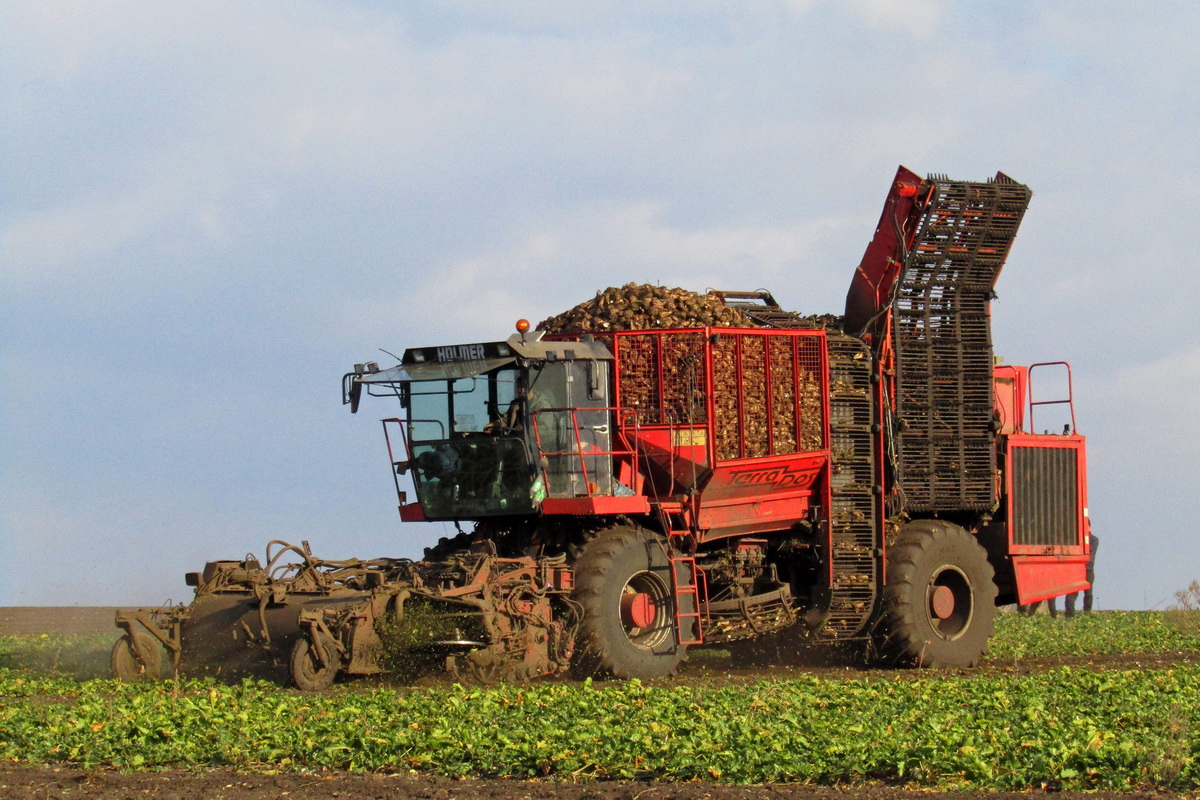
[2,611,1199,791]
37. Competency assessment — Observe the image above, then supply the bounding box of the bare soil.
[0,608,1185,799]
[0,767,1171,800]
[0,607,128,636]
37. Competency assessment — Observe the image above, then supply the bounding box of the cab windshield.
[404,367,536,518]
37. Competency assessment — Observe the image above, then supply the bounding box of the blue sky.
[3,1,1198,610]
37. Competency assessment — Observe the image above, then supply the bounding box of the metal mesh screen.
[661,332,708,425]
[796,336,825,453]
[607,329,825,462]
[769,337,797,455]
[613,331,707,426]
[713,332,825,461]
[741,336,768,458]
[611,333,657,422]
[713,336,740,459]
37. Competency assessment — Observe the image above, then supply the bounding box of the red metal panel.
[540,496,652,516]
[844,165,924,335]
[1006,432,1088,604]
[399,503,426,522]
[701,453,826,502]
[697,491,815,539]
[626,425,711,491]
[1012,555,1089,605]
[993,365,1028,435]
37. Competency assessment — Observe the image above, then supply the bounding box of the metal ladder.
[669,552,705,645]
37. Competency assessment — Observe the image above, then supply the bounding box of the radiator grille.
[1011,446,1079,546]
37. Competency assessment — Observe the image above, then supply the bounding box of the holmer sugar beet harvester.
[113,167,1092,688]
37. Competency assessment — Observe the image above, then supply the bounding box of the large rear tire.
[571,525,685,679]
[111,634,163,681]
[289,633,340,691]
[876,520,997,668]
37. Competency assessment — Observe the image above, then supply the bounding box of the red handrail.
[1027,362,1078,434]
[531,406,643,498]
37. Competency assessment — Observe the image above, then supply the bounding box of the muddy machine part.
[115,541,389,683]
[846,168,1033,512]
[114,539,577,688]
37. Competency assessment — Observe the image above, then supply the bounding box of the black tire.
[571,525,685,679]
[423,529,477,561]
[111,634,163,681]
[289,633,340,691]
[876,520,997,668]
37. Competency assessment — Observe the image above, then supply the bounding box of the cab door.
[530,359,613,497]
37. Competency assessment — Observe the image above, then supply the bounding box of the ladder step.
[669,555,705,645]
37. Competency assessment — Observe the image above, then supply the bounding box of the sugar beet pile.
[536,284,753,333]
[537,283,824,456]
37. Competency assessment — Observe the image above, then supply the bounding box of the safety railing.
[530,406,644,498]
[381,418,412,506]
[1027,362,1078,434]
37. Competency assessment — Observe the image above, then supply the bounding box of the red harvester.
[114,167,1090,687]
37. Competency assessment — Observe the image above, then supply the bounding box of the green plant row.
[7,611,1198,682]
[0,634,113,681]
[2,665,1199,790]
[986,611,1200,660]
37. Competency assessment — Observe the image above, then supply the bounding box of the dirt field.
[0,608,1186,799]
[0,766,1172,800]
[0,606,128,636]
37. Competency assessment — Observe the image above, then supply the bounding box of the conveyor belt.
[891,176,1031,511]
[728,297,880,639]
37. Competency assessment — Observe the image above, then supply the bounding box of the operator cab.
[344,324,616,520]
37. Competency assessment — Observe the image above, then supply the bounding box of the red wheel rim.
[931,584,955,619]
[621,591,656,629]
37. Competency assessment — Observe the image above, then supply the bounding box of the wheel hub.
[927,564,974,640]
[621,591,656,629]
[930,585,955,619]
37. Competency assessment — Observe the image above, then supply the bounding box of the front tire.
[289,633,340,691]
[876,520,997,668]
[111,634,163,681]
[572,525,684,679]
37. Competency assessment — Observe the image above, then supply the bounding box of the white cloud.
[844,0,945,39]
[573,203,846,286]
[3,3,709,288]
[393,201,856,333]
[1102,345,1200,431]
